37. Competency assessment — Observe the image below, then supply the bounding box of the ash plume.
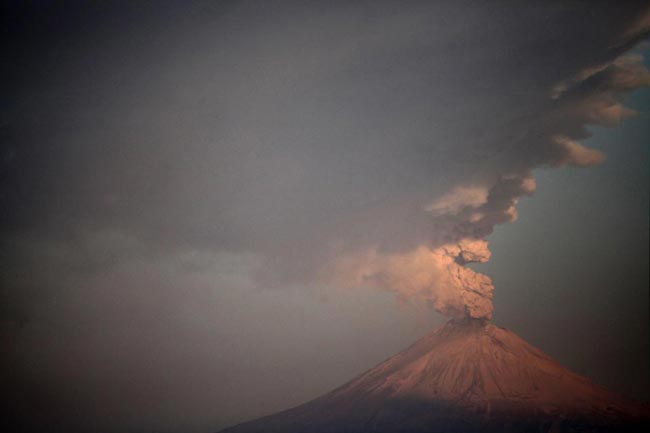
[310,20,650,321]
[328,239,494,319]
[236,4,650,321]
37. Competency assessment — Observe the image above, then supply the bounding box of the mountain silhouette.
[220,318,649,433]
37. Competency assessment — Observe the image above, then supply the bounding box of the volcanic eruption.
[219,34,650,432]
[4,2,650,433]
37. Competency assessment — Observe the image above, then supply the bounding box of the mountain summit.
[220,319,649,432]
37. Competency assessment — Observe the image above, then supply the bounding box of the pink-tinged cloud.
[552,136,606,167]
[327,239,494,319]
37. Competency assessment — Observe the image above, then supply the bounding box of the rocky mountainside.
[220,319,649,433]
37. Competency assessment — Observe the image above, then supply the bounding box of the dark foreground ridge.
[219,318,649,433]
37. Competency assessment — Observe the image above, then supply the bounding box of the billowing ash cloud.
[328,239,494,319]
[1,2,649,324]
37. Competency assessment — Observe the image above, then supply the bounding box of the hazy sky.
[2,2,649,432]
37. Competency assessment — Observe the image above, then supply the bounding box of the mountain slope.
[220,319,649,433]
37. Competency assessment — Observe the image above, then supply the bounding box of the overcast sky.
[2,2,649,432]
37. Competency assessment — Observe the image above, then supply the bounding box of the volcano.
[220,319,649,433]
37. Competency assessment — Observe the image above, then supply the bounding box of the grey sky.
[1,2,649,432]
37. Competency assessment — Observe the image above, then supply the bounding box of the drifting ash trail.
[220,319,649,433]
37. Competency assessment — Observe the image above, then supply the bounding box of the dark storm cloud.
[1,1,649,432]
